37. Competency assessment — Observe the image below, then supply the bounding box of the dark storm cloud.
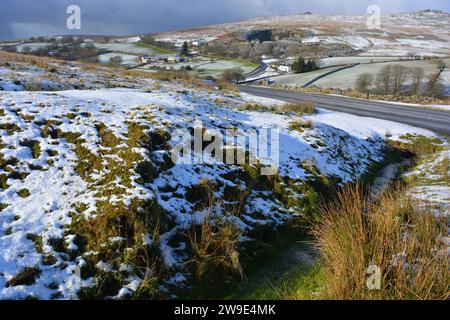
[0,0,449,40]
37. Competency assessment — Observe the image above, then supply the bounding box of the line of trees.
[109,56,123,67]
[356,63,446,99]
[292,56,320,74]
[140,35,176,52]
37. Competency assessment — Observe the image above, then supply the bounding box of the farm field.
[97,52,140,66]
[319,56,404,68]
[139,57,258,77]
[14,43,52,52]
[93,42,174,57]
[312,60,447,90]
[271,66,346,87]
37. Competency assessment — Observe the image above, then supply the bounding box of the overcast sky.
[0,0,449,40]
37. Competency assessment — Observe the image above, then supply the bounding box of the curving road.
[242,62,269,82]
[239,85,450,136]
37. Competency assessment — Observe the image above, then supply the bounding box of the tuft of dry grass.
[313,183,449,300]
[214,79,238,92]
[238,103,276,112]
[6,267,41,288]
[187,198,244,281]
[437,156,449,180]
[280,102,316,116]
[288,119,313,132]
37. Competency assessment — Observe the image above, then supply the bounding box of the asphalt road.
[242,62,268,82]
[239,85,450,136]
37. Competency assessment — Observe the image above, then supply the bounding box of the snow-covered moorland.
[0,52,444,299]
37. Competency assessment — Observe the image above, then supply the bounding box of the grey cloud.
[0,0,448,39]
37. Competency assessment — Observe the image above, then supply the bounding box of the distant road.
[242,62,268,82]
[239,85,450,136]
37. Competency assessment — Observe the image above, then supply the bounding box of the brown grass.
[288,119,313,132]
[437,156,449,180]
[187,198,244,281]
[214,79,238,92]
[0,51,54,70]
[280,102,316,115]
[313,183,449,300]
[238,103,276,112]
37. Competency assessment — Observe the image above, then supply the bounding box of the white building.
[278,64,292,72]
[140,56,155,63]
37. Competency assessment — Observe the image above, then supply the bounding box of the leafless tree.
[391,64,408,97]
[376,65,393,95]
[22,46,32,54]
[424,72,446,98]
[222,68,245,83]
[434,59,446,71]
[355,73,374,96]
[109,56,123,67]
[409,67,425,95]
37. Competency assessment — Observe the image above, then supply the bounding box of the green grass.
[134,43,174,55]
[208,55,259,69]
[239,264,325,300]
[389,134,444,156]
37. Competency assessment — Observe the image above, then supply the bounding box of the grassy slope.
[244,134,449,300]
[134,42,175,55]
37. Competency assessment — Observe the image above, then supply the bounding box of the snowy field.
[271,66,347,87]
[302,35,371,51]
[14,43,52,53]
[139,58,257,77]
[439,68,450,96]
[97,52,140,66]
[319,56,403,68]
[407,147,450,213]
[93,43,172,57]
[311,60,445,90]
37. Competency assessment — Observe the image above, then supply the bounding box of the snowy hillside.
[0,52,442,299]
[156,10,450,57]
